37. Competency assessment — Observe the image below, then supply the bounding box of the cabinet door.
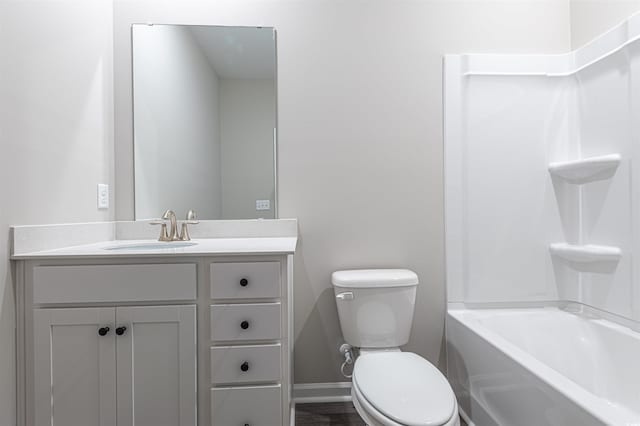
[116,305,197,426]
[33,307,116,426]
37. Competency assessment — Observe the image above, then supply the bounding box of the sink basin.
[103,241,198,251]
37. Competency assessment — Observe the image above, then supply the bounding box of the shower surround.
[445,12,640,426]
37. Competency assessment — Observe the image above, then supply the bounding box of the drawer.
[33,264,197,304]
[211,384,282,426]
[211,303,281,342]
[210,262,280,300]
[211,343,280,385]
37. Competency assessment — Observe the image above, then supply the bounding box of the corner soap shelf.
[549,243,622,271]
[548,154,621,184]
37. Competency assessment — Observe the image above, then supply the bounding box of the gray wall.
[0,1,114,424]
[12,0,640,422]
[219,79,276,219]
[571,0,640,48]
[113,0,571,384]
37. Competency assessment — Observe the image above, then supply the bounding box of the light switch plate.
[256,199,270,211]
[97,184,109,209]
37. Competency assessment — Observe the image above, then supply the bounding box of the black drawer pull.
[115,326,127,336]
[98,327,110,336]
[239,278,249,287]
[240,320,250,330]
[240,361,249,372]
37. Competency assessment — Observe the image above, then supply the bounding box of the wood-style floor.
[295,402,365,425]
[295,402,468,425]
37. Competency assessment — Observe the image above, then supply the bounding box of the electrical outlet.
[97,184,109,209]
[256,199,270,211]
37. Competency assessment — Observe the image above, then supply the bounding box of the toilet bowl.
[351,352,459,426]
[332,269,459,426]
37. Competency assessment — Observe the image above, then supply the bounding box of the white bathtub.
[446,307,640,426]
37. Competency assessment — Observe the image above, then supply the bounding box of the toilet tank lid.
[331,269,418,288]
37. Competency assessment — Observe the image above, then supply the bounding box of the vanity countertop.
[11,219,298,259]
[11,237,297,260]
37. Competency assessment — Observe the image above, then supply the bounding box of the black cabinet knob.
[115,326,127,336]
[239,278,249,287]
[240,321,250,330]
[240,361,249,372]
[98,327,110,336]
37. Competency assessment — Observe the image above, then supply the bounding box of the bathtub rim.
[446,304,640,425]
[448,300,640,333]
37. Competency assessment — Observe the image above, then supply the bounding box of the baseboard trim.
[290,403,296,426]
[293,381,352,403]
[459,407,476,426]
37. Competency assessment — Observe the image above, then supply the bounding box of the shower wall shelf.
[548,154,621,184]
[549,243,622,270]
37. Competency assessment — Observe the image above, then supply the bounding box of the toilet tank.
[332,269,418,349]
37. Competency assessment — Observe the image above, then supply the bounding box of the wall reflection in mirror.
[132,24,276,220]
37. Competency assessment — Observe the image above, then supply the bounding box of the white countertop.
[11,237,297,260]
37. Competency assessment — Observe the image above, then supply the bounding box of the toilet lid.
[353,352,455,426]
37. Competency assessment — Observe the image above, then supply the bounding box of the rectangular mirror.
[132,24,277,220]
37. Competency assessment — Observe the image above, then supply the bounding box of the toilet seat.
[352,382,459,426]
[352,352,457,426]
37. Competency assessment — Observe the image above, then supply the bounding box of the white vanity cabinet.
[115,305,197,426]
[32,307,117,426]
[32,305,196,426]
[14,248,294,426]
[209,261,289,426]
[23,263,198,426]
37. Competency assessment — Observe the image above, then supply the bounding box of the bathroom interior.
[2,1,640,425]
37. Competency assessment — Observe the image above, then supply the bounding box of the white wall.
[0,1,114,424]
[219,79,276,219]
[4,2,640,417]
[570,0,640,48]
[10,0,640,418]
[114,0,571,384]
[133,25,222,220]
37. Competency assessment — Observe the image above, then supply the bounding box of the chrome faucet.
[150,209,198,241]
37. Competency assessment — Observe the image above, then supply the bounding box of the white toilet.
[332,269,459,426]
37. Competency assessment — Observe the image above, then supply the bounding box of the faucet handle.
[149,219,170,241]
[179,210,198,241]
[185,209,199,225]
